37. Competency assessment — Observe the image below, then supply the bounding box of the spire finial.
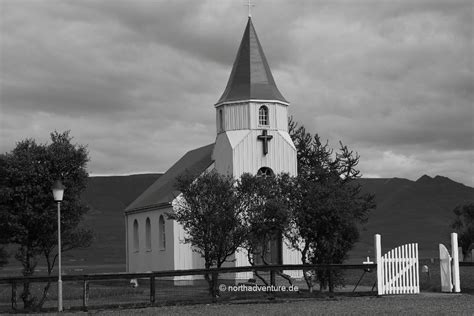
[244,0,255,18]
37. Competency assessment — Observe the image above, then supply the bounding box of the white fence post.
[451,233,461,293]
[375,234,383,295]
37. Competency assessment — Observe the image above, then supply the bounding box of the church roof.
[125,143,215,213]
[216,17,288,105]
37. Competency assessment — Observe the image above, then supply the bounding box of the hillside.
[67,174,473,266]
[70,174,162,265]
[352,175,474,260]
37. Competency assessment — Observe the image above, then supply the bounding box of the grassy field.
[8,294,474,315]
[4,293,474,315]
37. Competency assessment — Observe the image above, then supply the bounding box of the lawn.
[41,293,474,315]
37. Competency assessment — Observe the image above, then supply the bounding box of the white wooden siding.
[213,133,234,176]
[282,238,303,278]
[173,217,205,281]
[217,102,289,132]
[232,130,297,177]
[275,104,289,131]
[216,103,250,133]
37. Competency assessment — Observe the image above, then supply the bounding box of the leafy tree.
[170,170,246,297]
[451,203,474,258]
[0,232,7,267]
[0,131,93,310]
[237,173,292,285]
[0,247,7,267]
[286,118,375,291]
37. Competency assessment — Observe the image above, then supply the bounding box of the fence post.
[11,281,17,310]
[270,270,276,286]
[212,272,218,302]
[451,233,461,293]
[328,267,334,295]
[375,234,383,295]
[82,279,89,311]
[150,275,156,304]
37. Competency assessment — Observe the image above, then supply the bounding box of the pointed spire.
[216,18,288,105]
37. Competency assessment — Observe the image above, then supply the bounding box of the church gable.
[231,130,297,177]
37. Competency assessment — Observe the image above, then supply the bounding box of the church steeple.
[216,17,288,105]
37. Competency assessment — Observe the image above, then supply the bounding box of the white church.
[124,17,300,279]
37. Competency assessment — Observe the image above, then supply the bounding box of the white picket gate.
[375,234,420,295]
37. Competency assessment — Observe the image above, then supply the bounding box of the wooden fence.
[0,263,376,311]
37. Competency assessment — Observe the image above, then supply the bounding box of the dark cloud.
[1,0,472,186]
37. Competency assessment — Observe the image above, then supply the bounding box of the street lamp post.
[52,180,65,312]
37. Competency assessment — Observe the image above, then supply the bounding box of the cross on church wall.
[257,129,273,155]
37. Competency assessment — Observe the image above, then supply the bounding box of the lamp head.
[52,180,65,202]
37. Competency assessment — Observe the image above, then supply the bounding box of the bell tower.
[212,17,297,178]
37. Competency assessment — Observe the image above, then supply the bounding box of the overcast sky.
[1,0,473,186]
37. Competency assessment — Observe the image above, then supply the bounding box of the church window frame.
[159,215,166,250]
[257,167,274,177]
[258,105,269,126]
[145,217,152,251]
[219,108,224,132]
[133,219,139,252]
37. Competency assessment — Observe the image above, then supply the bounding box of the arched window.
[145,217,151,251]
[257,167,274,177]
[133,219,139,252]
[259,106,269,126]
[159,215,166,250]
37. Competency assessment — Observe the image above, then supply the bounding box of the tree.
[237,173,292,285]
[0,247,7,267]
[451,203,474,258]
[170,170,246,297]
[0,233,7,268]
[286,118,375,291]
[0,131,93,310]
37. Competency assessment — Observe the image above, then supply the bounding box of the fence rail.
[0,263,376,311]
[0,263,376,284]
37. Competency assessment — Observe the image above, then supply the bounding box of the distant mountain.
[352,175,474,261]
[68,173,473,266]
[70,174,162,265]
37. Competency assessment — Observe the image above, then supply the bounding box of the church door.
[268,234,283,264]
[255,234,283,265]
